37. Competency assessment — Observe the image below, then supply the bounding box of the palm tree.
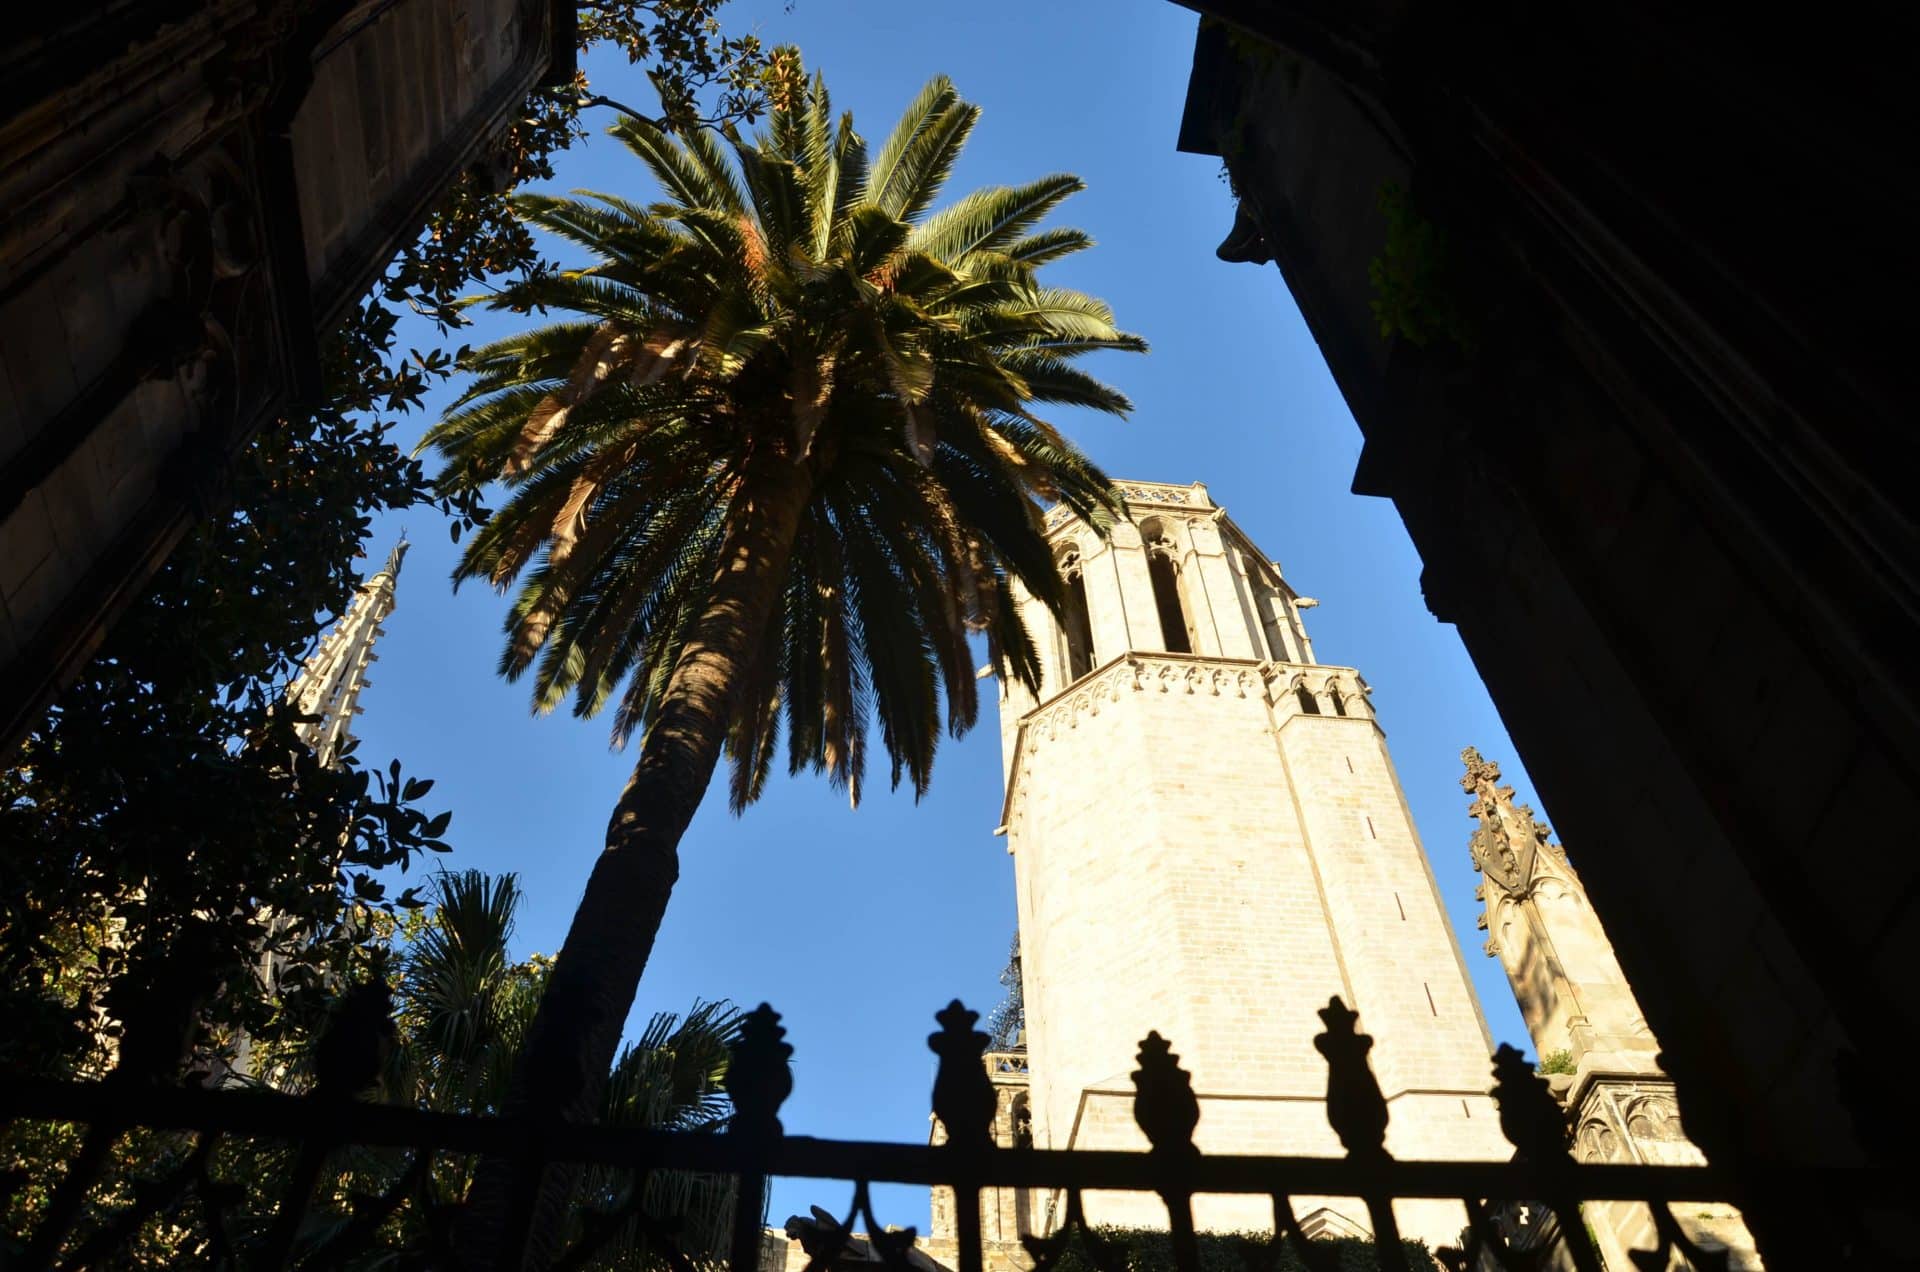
[310,870,742,1267]
[424,58,1143,1159]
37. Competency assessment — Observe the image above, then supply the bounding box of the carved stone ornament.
[1058,545,1084,582]
[1461,746,1559,900]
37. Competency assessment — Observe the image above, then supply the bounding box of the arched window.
[1297,685,1321,715]
[1328,680,1348,716]
[1010,1092,1033,1149]
[1058,545,1095,684]
[1140,518,1193,654]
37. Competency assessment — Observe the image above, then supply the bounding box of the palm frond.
[874,101,979,224]
[864,75,957,219]
[909,174,1085,262]
[1002,226,1096,267]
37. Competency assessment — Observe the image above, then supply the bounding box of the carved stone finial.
[1131,1032,1200,1156]
[929,999,997,1150]
[1314,997,1389,1160]
[1462,746,1567,900]
[1460,746,1501,794]
[726,1003,794,1140]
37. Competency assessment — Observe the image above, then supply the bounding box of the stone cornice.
[1043,480,1213,532]
[996,654,1372,830]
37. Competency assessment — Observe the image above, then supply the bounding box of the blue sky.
[352,0,1552,1228]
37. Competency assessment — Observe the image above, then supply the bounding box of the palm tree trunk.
[458,448,813,1269]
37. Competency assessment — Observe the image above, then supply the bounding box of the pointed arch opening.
[1297,685,1321,715]
[1140,518,1193,654]
[1057,544,1095,684]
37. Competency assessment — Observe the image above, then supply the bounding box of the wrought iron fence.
[0,995,1877,1272]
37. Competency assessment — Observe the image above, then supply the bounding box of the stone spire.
[1462,745,1649,1068]
[288,539,408,767]
[1464,749,1760,1265]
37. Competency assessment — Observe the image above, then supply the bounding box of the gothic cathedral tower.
[994,482,1509,1247]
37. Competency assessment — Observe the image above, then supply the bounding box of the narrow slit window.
[1394,892,1406,920]
[1424,982,1438,1016]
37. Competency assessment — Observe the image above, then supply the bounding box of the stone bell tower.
[993,481,1511,1249]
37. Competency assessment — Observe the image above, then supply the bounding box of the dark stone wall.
[1176,7,1918,1258]
[0,0,568,752]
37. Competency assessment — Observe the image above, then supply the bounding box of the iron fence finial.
[930,999,997,1150]
[727,1002,794,1140]
[313,981,396,1101]
[1315,996,1390,1160]
[1132,1031,1201,1156]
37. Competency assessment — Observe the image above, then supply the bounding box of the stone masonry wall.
[997,485,1513,1253]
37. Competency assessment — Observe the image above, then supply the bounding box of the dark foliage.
[0,874,741,1267]
[0,1,780,1084]
[0,368,455,1081]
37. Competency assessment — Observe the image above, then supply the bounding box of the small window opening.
[1010,1094,1033,1150]
[1296,686,1320,714]
[1345,756,1354,773]
[1462,1099,1472,1118]
[1424,982,1438,1016]
[1330,687,1348,717]
[1366,816,1376,839]
[1141,519,1192,654]
[1394,892,1407,921]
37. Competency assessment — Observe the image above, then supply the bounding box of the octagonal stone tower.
[994,480,1510,1249]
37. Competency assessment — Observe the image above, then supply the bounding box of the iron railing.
[0,996,1878,1271]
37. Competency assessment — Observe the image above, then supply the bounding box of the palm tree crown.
[426,62,1145,810]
